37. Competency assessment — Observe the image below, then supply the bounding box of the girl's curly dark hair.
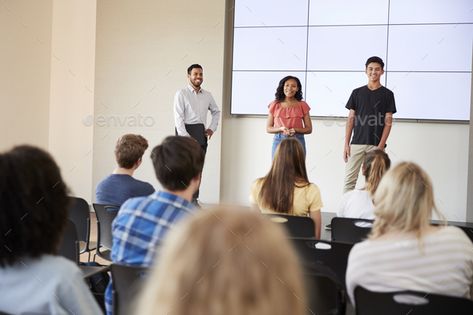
[275,76,303,101]
[0,145,70,267]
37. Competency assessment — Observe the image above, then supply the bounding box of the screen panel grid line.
[230,0,473,121]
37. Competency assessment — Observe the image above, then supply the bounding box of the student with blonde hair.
[250,138,323,238]
[135,207,307,315]
[346,162,473,303]
[337,149,390,219]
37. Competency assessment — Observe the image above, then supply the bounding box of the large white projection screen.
[230,0,473,121]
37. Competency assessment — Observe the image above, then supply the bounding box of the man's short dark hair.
[151,136,205,191]
[115,134,149,169]
[365,56,385,69]
[187,64,203,75]
[0,145,70,267]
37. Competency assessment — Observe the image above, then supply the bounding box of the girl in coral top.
[267,76,312,158]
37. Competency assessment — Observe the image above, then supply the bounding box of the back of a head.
[115,134,149,169]
[363,149,391,196]
[0,145,69,267]
[272,138,308,181]
[136,207,306,315]
[371,162,439,239]
[260,138,308,213]
[151,136,205,191]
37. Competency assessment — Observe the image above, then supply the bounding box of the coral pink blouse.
[268,101,310,129]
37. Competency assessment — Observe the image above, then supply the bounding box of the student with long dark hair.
[266,76,312,158]
[250,138,323,238]
[0,145,101,314]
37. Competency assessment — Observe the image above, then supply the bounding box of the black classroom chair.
[57,219,80,264]
[303,262,347,315]
[68,196,96,261]
[92,204,119,261]
[331,217,373,244]
[290,238,354,286]
[111,264,149,315]
[354,286,473,315]
[263,213,315,238]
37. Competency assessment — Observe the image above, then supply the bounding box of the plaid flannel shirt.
[104,191,196,315]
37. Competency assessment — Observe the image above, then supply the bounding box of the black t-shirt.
[345,85,396,146]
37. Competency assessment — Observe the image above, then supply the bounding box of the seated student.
[346,162,473,303]
[0,145,102,314]
[135,207,307,315]
[96,134,154,206]
[337,149,390,219]
[104,136,204,315]
[250,138,323,238]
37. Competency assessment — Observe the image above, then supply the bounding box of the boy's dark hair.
[114,134,149,169]
[0,145,70,267]
[151,136,205,191]
[187,64,203,75]
[365,56,385,69]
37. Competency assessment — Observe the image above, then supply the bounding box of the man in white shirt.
[174,64,221,204]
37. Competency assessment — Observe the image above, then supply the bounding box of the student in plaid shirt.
[104,136,204,315]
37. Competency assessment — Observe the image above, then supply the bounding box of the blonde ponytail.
[363,150,391,196]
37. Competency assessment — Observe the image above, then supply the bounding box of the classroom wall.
[1,0,471,221]
[92,0,225,203]
[0,0,52,150]
[467,66,473,222]
[220,117,469,221]
[48,0,96,199]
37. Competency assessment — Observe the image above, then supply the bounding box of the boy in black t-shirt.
[343,56,396,193]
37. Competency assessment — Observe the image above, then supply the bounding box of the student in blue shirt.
[104,136,205,315]
[96,134,154,207]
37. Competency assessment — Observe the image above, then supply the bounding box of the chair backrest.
[303,262,347,315]
[290,238,353,286]
[57,219,79,264]
[93,203,119,250]
[93,204,119,262]
[111,264,149,315]
[67,196,90,244]
[354,286,473,315]
[263,213,315,238]
[331,217,373,244]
